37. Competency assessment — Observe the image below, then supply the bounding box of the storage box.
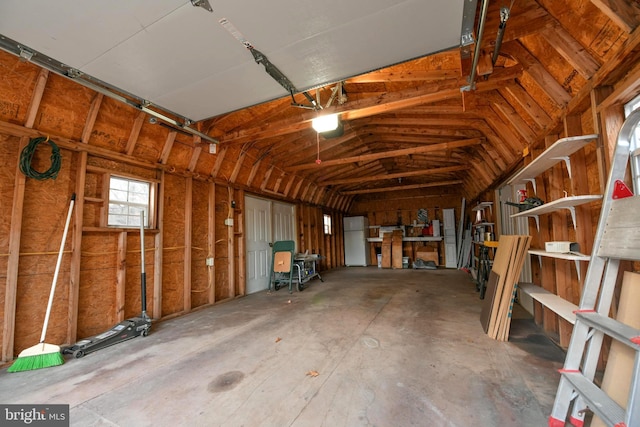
[416,248,439,265]
[545,241,579,253]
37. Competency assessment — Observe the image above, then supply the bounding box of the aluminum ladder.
[549,108,640,427]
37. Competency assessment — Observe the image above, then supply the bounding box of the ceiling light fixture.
[312,114,340,133]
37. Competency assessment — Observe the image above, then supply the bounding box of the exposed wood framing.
[69,92,103,344]
[208,182,216,304]
[545,134,572,347]
[184,177,193,312]
[287,138,483,172]
[2,68,48,362]
[116,232,127,322]
[236,189,245,296]
[591,0,640,32]
[159,131,177,165]
[125,111,146,156]
[153,171,165,319]
[227,186,235,298]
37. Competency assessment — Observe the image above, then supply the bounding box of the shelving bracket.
[552,156,572,179]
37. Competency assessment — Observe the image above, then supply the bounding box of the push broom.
[8,194,75,372]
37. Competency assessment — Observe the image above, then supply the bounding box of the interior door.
[273,201,296,244]
[245,196,272,294]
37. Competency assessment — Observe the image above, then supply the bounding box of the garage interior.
[1,1,640,426]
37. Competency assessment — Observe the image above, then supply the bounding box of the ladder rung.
[577,311,640,350]
[562,371,626,425]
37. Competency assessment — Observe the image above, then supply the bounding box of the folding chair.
[269,240,300,293]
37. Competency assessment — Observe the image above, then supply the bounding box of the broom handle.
[40,193,75,343]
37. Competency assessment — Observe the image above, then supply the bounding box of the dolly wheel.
[297,282,304,292]
[73,349,85,359]
[142,329,149,337]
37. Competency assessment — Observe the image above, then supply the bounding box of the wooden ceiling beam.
[484,91,538,142]
[319,165,467,186]
[590,0,640,33]
[539,23,600,79]
[499,84,552,130]
[501,40,572,108]
[214,62,521,146]
[347,69,461,83]
[286,138,483,171]
[340,180,463,195]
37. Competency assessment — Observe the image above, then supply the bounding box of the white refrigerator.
[344,216,369,266]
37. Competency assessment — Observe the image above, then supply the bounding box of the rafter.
[319,165,467,186]
[340,180,463,195]
[286,138,483,172]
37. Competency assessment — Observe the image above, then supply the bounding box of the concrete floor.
[0,267,565,427]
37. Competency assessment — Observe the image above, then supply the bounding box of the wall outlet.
[206,257,214,266]
[224,218,234,226]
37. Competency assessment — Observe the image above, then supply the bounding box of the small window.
[108,176,150,227]
[323,214,332,235]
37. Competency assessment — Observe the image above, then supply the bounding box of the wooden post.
[69,92,103,344]
[116,231,127,322]
[590,86,618,193]
[2,69,48,362]
[531,145,558,336]
[546,134,572,347]
[153,170,165,319]
[237,189,246,296]
[227,186,235,298]
[184,177,193,311]
[208,182,216,304]
[565,114,595,301]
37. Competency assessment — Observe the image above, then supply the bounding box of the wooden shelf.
[518,283,577,324]
[507,134,598,192]
[474,222,494,227]
[367,236,442,243]
[511,195,602,230]
[528,249,590,280]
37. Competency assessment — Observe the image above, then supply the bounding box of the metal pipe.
[463,0,490,91]
[492,7,510,66]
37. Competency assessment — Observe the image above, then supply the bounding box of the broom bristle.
[7,343,64,373]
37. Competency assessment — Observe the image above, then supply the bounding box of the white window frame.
[107,175,154,228]
[624,94,640,194]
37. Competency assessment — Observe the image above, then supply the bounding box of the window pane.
[108,203,128,215]
[323,214,332,234]
[110,177,128,191]
[128,192,148,204]
[108,176,151,227]
[109,188,128,202]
